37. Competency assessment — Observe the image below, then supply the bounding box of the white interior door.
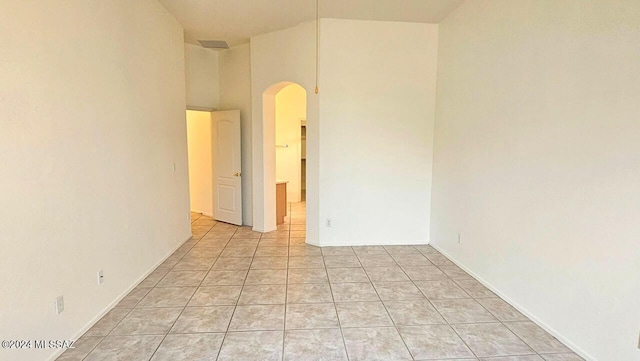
[212,110,242,225]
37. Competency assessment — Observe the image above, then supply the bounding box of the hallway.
[58,202,580,361]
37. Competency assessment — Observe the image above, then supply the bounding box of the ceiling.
[157,0,465,47]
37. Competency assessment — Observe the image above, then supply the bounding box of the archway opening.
[261,82,307,235]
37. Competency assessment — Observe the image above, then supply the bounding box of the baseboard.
[305,237,320,247]
[431,244,596,361]
[318,239,429,247]
[190,209,213,217]
[252,226,277,233]
[46,233,193,361]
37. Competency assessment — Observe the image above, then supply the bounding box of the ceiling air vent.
[198,40,229,49]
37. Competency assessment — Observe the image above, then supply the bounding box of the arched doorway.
[259,82,307,233]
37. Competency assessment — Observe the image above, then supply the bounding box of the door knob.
[233,172,241,177]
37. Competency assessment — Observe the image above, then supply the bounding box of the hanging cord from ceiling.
[315,0,320,94]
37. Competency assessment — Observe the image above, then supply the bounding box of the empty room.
[1,0,638,360]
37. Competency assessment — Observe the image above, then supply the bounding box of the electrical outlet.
[326,219,332,227]
[458,233,461,244]
[54,296,64,315]
[97,270,104,285]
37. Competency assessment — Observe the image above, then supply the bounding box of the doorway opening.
[186,109,243,226]
[262,82,307,234]
[186,110,214,218]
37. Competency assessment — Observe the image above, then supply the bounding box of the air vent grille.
[198,40,229,49]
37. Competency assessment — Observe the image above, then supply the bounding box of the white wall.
[431,1,640,360]
[0,1,191,360]
[186,111,213,215]
[219,43,253,226]
[318,19,439,246]
[250,22,320,237]
[276,84,306,202]
[185,43,219,110]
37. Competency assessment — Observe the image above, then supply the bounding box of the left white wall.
[185,43,219,110]
[186,111,214,215]
[0,1,190,360]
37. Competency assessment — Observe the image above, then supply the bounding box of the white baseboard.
[252,226,277,233]
[431,244,596,361]
[305,238,320,247]
[46,234,193,361]
[318,239,429,247]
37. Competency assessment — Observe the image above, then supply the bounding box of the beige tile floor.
[58,202,583,361]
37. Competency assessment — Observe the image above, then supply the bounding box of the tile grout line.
[400,246,482,360]
[428,256,541,358]
[496,319,544,357]
[425,249,488,360]
[281,202,292,361]
[213,223,251,361]
[358,248,416,360]
[145,221,220,361]
[321,243,352,361]
[417,247,548,359]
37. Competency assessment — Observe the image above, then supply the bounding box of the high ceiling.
[158,0,465,46]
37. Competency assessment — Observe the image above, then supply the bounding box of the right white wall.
[431,1,640,360]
